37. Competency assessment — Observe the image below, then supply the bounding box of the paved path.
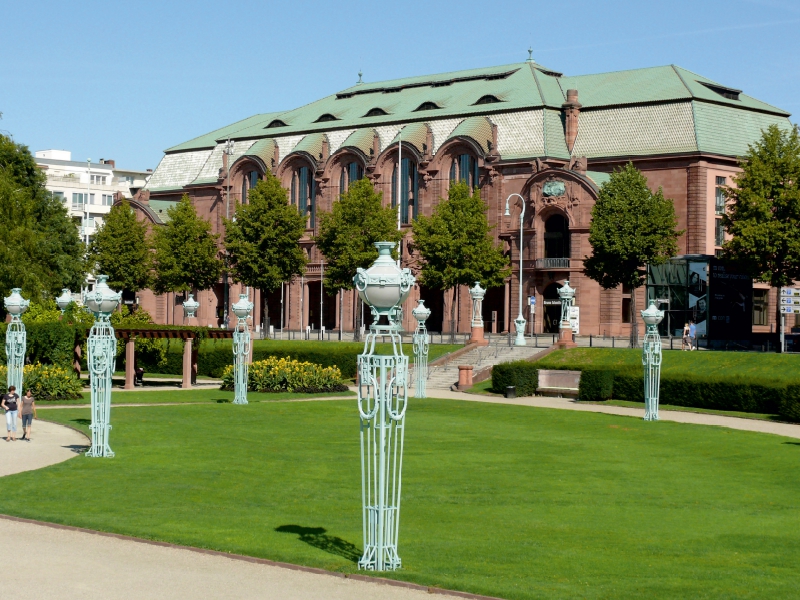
[0,517,447,600]
[0,418,87,476]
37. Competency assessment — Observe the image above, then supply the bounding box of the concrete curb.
[0,514,505,600]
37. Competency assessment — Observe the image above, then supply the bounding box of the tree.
[224,173,307,332]
[412,181,510,342]
[722,124,800,337]
[315,177,402,340]
[151,194,223,294]
[0,134,85,303]
[88,200,152,293]
[584,162,682,347]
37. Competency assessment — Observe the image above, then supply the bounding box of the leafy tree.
[0,134,85,303]
[315,177,402,340]
[151,194,223,295]
[88,200,152,293]
[412,181,510,341]
[584,162,682,347]
[224,173,307,332]
[722,124,800,334]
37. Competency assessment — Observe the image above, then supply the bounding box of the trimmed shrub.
[0,364,83,400]
[0,322,85,368]
[220,356,348,393]
[780,385,800,422]
[491,360,538,396]
[578,369,615,401]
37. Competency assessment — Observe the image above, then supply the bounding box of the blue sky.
[1,0,798,171]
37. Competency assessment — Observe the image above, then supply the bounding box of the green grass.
[536,347,800,383]
[35,388,354,407]
[581,399,779,422]
[11,400,800,598]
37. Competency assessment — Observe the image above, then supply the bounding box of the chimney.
[562,89,582,153]
[146,169,153,172]
[106,159,115,168]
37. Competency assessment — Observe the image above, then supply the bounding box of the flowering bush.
[0,363,83,400]
[221,356,348,393]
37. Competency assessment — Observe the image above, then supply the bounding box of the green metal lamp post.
[85,275,121,457]
[503,193,527,346]
[231,293,253,405]
[558,280,576,328]
[641,301,664,421]
[354,241,415,571]
[55,288,72,314]
[411,299,431,399]
[4,288,30,394]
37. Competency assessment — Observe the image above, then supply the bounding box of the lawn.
[8,399,800,598]
[536,348,800,383]
[35,388,354,407]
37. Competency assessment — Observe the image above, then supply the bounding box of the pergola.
[115,328,234,389]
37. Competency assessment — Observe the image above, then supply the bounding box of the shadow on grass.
[72,418,91,427]
[215,398,231,403]
[275,525,361,563]
[783,441,800,446]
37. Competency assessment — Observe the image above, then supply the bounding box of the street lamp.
[231,293,253,405]
[504,193,527,346]
[56,288,72,314]
[4,288,30,394]
[85,275,121,458]
[641,301,664,421]
[353,241,415,571]
[182,293,199,320]
[412,299,431,398]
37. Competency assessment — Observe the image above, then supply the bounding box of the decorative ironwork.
[85,276,121,458]
[355,242,414,571]
[641,301,664,421]
[231,293,253,405]
[411,300,430,399]
[4,288,29,394]
[55,288,72,313]
[558,280,576,326]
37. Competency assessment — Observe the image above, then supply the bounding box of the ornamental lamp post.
[641,301,664,421]
[556,280,577,348]
[411,299,431,398]
[56,288,73,314]
[4,288,30,394]
[85,275,121,458]
[468,282,488,346]
[354,241,415,571]
[182,293,200,320]
[503,193,527,346]
[231,293,253,405]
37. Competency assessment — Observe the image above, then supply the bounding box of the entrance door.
[543,283,561,333]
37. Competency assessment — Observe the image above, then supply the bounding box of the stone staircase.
[420,343,549,390]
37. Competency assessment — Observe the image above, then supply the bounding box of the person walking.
[2,386,20,442]
[689,320,697,351]
[682,322,691,351]
[20,389,36,442]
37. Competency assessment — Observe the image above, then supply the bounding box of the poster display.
[688,261,708,337]
[707,258,752,345]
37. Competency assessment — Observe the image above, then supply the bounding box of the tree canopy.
[412,181,510,336]
[722,124,800,289]
[584,162,681,345]
[151,195,223,294]
[0,134,85,302]
[224,173,307,327]
[88,199,152,293]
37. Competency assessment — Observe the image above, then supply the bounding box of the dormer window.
[314,113,339,123]
[266,119,287,128]
[474,95,501,105]
[364,108,388,117]
[698,81,741,101]
[414,102,441,111]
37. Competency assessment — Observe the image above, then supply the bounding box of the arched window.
[290,166,315,227]
[544,214,570,259]
[449,154,479,190]
[240,170,259,204]
[339,161,364,195]
[391,157,419,224]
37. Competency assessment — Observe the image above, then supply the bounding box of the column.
[124,338,135,390]
[182,338,193,389]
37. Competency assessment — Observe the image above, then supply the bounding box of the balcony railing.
[534,258,571,269]
[715,202,726,216]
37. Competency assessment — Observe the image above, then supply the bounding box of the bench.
[537,369,581,398]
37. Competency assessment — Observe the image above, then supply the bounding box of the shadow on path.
[275,525,361,563]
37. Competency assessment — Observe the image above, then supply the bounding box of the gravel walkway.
[0,418,87,476]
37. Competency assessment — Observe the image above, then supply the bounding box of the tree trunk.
[776,292,784,353]
[449,287,458,344]
[262,289,269,339]
[629,287,639,349]
[354,294,362,342]
[339,289,344,341]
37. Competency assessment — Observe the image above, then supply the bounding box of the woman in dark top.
[1,385,20,442]
[20,390,36,442]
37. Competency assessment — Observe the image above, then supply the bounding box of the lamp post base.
[556,324,577,349]
[470,325,489,346]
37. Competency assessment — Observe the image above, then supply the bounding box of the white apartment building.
[34,149,151,245]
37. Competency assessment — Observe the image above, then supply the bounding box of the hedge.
[578,369,615,401]
[491,360,539,396]
[0,364,83,400]
[0,322,86,368]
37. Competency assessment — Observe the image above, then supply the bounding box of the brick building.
[129,59,792,339]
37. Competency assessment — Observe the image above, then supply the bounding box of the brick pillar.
[182,338,193,389]
[687,164,708,254]
[124,338,135,390]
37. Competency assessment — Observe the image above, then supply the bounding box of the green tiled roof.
[341,128,375,156]
[390,122,428,153]
[585,171,611,187]
[243,138,277,165]
[165,113,285,153]
[447,116,494,153]
[148,199,180,222]
[292,132,327,162]
[543,109,570,159]
[693,101,793,156]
